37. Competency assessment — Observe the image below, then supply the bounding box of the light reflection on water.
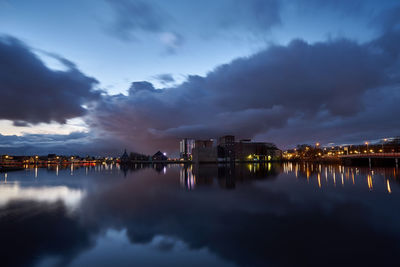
[178,162,398,194]
[0,184,84,210]
[0,163,399,267]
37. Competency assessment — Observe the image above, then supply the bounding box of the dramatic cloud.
[88,19,400,153]
[0,35,100,126]
[2,2,400,155]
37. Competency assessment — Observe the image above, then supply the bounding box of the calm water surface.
[0,163,399,267]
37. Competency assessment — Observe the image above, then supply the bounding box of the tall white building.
[180,138,195,159]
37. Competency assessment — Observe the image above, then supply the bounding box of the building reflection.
[179,163,280,190]
[10,163,119,178]
[180,165,196,190]
[23,162,173,178]
[180,162,399,193]
[387,179,392,194]
[282,162,399,193]
[2,162,398,194]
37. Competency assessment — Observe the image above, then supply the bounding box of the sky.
[0,0,399,156]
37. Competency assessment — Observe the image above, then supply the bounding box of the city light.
[282,137,399,161]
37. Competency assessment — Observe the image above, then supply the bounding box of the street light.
[382,138,387,152]
[365,141,369,154]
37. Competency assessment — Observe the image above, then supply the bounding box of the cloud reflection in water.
[0,164,399,267]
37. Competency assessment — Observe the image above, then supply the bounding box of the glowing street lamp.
[382,138,388,152]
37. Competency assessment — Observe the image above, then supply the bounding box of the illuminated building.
[180,138,195,160]
[192,135,281,163]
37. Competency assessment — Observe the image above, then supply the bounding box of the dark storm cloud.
[2,3,400,155]
[0,35,100,125]
[89,19,400,153]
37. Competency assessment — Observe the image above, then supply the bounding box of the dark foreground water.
[0,163,399,267]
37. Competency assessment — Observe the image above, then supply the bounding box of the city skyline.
[1,0,400,156]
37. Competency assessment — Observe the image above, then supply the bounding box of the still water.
[0,163,399,267]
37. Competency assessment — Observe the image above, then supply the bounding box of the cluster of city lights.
[283,137,399,159]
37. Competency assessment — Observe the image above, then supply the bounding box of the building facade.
[180,138,195,159]
[192,135,281,163]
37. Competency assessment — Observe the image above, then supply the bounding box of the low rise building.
[234,141,281,161]
[192,139,216,163]
[152,151,168,161]
[192,135,281,163]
